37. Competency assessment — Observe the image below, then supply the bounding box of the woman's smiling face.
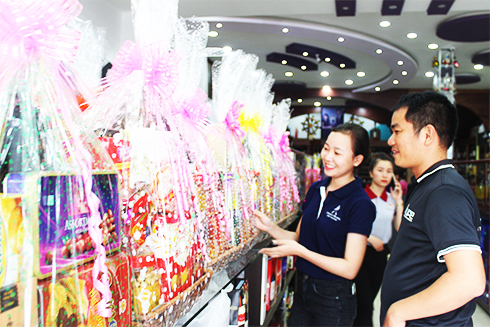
[321,131,360,179]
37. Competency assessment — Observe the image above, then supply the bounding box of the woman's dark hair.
[369,153,394,172]
[332,123,370,165]
[392,90,458,149]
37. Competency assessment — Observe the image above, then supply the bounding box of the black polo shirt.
[296,177,375,280]
[381,159,481,326]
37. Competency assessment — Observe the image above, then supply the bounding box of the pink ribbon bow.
[109,40,181,100]
[262,127,276,145]
[0,0,81,63]
[224,101,245,138]
[175,88,210,126]
[279,132,291,153]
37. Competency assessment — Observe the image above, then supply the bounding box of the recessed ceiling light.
[320,71,330,77]
[345,79,354,85]
[376,49,383,54]
[389,5,397,9]
[474,64,484,70]
[393,79,399,84]
[407,32,418,39]
[301,65,307,70]
[297,99,303,103]
[322,85,331,91]
[340,63,346,68]
[326,96,332,100]
[216,23,223,29]
[338,37,345,43]
[281,60,287,65]
[357,71,366,77]
[342,6,350,10]
[438,4,446,8]
[325,57,331,62]
[208,31,219,37]
[425,71,435,77]
[282,28,289,33]
[303,51,309,57]
[397,60,404,66]
[375,87,381,92]
[379,21,391,27]
[314,101,321,107]
[223,46,232,52]
[285,71,293,77]
[401,71,408,76]
[428,43,438,50]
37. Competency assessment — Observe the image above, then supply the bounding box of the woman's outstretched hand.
[259,239,303,258]
[254,209,274,233]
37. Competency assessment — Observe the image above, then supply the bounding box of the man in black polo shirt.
[380,91,485,326]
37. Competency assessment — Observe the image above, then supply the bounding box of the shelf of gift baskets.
[262,269,297,327]
[173,211,301,327]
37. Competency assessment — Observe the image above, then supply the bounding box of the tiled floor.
[373,293,490,327]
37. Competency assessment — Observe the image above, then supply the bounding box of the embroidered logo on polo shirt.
[326,205,341,221]
[404,204,415,222]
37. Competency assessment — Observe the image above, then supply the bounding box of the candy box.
[38,252,131,327]
[0,195,23,288]
[0,278,38,327]
[18,172,121,278]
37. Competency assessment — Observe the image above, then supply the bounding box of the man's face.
[387,107,425,170]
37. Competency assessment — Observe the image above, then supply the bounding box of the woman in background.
[353,153,403,327]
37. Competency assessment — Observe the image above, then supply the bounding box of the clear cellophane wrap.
[82,0,220,325]
[0,0,126,326]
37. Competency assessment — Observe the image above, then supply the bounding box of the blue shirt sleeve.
[347,198,376,236]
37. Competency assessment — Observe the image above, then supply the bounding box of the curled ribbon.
[0,0,82,63]
[109,40,180,100]
[279,132,291,153]
[239,112,263,134]
[175,88,210,127]
[224,101,245,138]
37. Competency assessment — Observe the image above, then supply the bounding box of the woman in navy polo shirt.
[354,153,403,327]
[255,124,376,327]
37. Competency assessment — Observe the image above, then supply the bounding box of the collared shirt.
[381,159,481,326]
[365,185,397,244]
[296,177,376,280]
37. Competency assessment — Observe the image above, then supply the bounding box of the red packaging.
[38,252,131,327]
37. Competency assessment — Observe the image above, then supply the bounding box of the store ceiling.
[79,0,490,106]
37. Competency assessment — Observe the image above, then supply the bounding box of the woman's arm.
[254,210,301,241]
[260,233,368,280]
[391,177,404,231]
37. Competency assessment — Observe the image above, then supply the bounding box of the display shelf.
[261,269,296,327]
[453,159,490,216]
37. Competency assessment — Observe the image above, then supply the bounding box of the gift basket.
[0,0,128,326]
[83,0,216,325]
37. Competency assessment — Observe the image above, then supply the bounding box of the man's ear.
[423,124,438,146]
[353,155,364,167]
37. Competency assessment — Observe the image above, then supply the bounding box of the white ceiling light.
[314,101,321,107]
[340,63,346,68]
[301,65,307,70]
[208,31,219,37]
[428,43,439,50]
[320,71,330,77]
[401,71,408,76]
[375,87,381,92]
[397,60,404,66]
[322,85,331,91]
[325,57,331,62]
[297,99,303,103]
[425,71,435,77]
[285,71,293,77]
[223,46,232,52]
[407,32,418,39]
[345,79,354,85]
[303,51,309,57]
[326,96,332,100]
[216,23,223,28]
[338,37,345,42]
[376,49,383,54]
[282,27,289,33]
[281,60,287,65]
[393,79,399,84]
[474,64,484,70]
[357,71,366,77]
[379,21,391,27]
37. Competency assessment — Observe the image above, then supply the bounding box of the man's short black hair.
[392,90,458,150]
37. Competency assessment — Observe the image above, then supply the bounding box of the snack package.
[38,252,131,327]
[0,278,38,327]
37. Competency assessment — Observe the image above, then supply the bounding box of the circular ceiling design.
[455,73,481,85]
[436,13,490,42]
[472,49,490,66]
